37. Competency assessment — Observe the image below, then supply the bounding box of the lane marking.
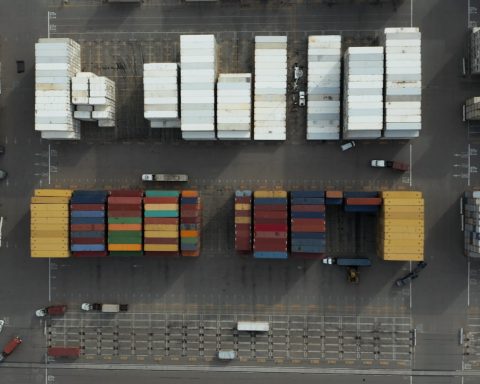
[410,0,413,27]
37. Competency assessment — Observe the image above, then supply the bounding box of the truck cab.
[81,303,128,312]
[35,305,67,318]
[0,336,22,363]
[141,174,188,182]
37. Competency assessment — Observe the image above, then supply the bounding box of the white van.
[218,350,236,360]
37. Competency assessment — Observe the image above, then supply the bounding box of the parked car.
[340,141,355,151]
[298,91,306,107]
[0,320,4,334]
[0,336,22,363]
[395,262,427,287]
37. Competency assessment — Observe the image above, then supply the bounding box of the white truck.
[141,174,188,182]
[81,303,128,313]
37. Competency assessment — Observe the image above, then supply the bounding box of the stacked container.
[70,190,108,257]
[180,190,202,256]
[307,35,341,140]
[471,28,480,75]
[253,191,288,259]
[35,38,81,140]
[217,74,252,140]
[325,190,343,205]
[383,28,422,139]
[343,192,381,213]
[463,191,480,258]
[180,35,217,140]
[143,63,179,128]
[144,190,180,256]
[31,189,72,258]
[107,190,143,256]
[465,97,480,120]
[72,72,95,122]
[254,36,287,140]
[378,191,424,261]
[343,47,384,139]
[235,190,252,252]
[290,191,326,258]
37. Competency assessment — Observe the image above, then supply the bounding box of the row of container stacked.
[465,97,480,120]
[31,189,72,258]
[383,28,422,139]
[307,35,341,140]
[70,190,108,257]
[463,191,480,258]
[253,191,288,259]
[290,191,326,258]
[253,36,287,140]
[234,190,252,252]
[325,190,343,205]
[143,63,179,128]
[343,192,382,213]
[343,46,384,139]
[180,35,217,140]
[180,191,202,256]
[107,190,143,256]
[378,191,424,261]
[35,38,81,140]
[144,190,180,255]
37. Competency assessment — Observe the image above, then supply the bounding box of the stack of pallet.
[144,190,180,256]
[290,191,326,258]
[378,191,424,261]
[325,190,343,205]
[108,190,143,256]
[72,72,95,121]
[343,192,381,213]
[31,189,72,258]
[234,190,252,252]
[70,190,108,257]
[253,191,288,259]
[180,190,202,256]
[463,191,480,258]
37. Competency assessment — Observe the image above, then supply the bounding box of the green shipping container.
[145,190,180,197]
[180,237,198,244]
[144,210,179,218]
[108,217,142,224]
[108,238,142,244]
[109,251,144,257]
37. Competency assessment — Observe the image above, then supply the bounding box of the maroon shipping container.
[254,205,287,212]
[180,211,201,218]
[70,204,105,211]
[72,251,108,257]
[254,211,288,219]
[291,205,325,212]
[345,197,382,206]
[253,218,285,225]
[48,347,80,358]
[291,224,326,232]
[144,238,179,245]
[235,210,251,217]
[108,197,143,204]
[291,219,325,226]
[109,190,144,197]
[107,204,142,211]
[180,217,201,224]
[144,218,179,224]
[235,197,251,204]
[71,238,105,245]
[236,234,252,240]
[108,211,141,217]
[143,197,178,204]
[254,241,288,251]
[254,224,288,232]
[181,204,200,211]
[70,224,105,231]
[235,224,251,232]
[254,231,287,239]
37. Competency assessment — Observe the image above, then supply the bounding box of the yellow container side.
[380,191,422,199]
[31,218,68,225]
[384,233,424,241]
[31,230,68,238]
[144,224,178,231]
[31,211,68,218]
[144,231,178,238]
[31,244,69,251]
[108,244,142,251]
[34,189,73,197]
[30,204,68,211]
[235,217,251,224]
[253,191,287,198]
[144,204,179,211]
[31,250,70,258]
[384,205,424,213]
[382,226,424,234]
[31,224,69,231]
[235,204,251,211]
[383,212,424,220]
[382,238,423,246]
[383,245,423,253]
[144,244,178,252]
[31,197,70,204]
[383,198,424,207]
[382,219,424,227]
[381,252,424,261]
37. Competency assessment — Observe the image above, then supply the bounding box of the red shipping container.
[181,204,200,211]
[108,197,143,204]
[253,218,285,225]
[72,251,108,257]
[144,218,179,224]
[144,238,179,245]
[235,197,251,204]
[254,211,288,219]
[254,241,287,251]
[70,204,105,211]
[291,219,325,226]
[291,224,326,232]
[235,223,251,230]
[236,232,251,239]
[254,231,287,239]
[108,210,141,217]
[143,197,178,204]
[254,205,287,212]
[254,224,288,232]
[345,197,382,206]
[235,210,251,217]
[291,205,325,212]
[109,190,143,197]
[70,224,105,231]
[71,238,105,244]
[107,204,142,211]
[180,217,201,224]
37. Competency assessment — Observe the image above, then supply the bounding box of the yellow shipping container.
[380,191,422,199]
[31,218,68,225]
[144,204,179,211]
[34,189,72,197]
[144,224,178,231]
[31,224,69,231]
[383,205,424,213]
[31,250,70,258]
[382,238,423,246]
[31,230,68,238]
[144,244,178,252]
[383,245,423,253]
[382,219,424,227]
[235,217,251,224]
[254,190,287,198]
[382,212,423,220]
[31,244,68,251]
[235,204,251,211]
[144,231,178,238]
[381,252,424,261]
[383,198,424,206]
[384,233,424,241]
[31,211,68,218]
[382,225,424,234]
[31,204,67,211]
[31,197,70,204]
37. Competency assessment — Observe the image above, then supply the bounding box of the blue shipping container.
[70,217,105,225]
[71,231,104,238]
[291,232,326,239]
[291,245,326,253]
[254,198,288,205]
[344,205,379,213]
[291,198,325,205]
[71,244,105,252]
[290,211,325,219]
[291,239,326,246]
[253,251,288,259]
[325,198,343,205]
[235,190,252,197]
[180,244,199,251]
[343,191,379,198]
[70,196,107,204]
[181,197,199,204]
[290,191,325,198]
[71,211,105,218]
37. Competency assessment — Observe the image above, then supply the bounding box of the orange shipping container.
[181,230,199,237]
[108,244,142,251]
[182,190,199,197]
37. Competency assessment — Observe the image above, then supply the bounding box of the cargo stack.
[107,190,143,256]
[180,191,202,256]
[254,36,287,140]
[343,47,384,139]
[143,63,179,128]
[290,191,326,258]
[217,74,252,140]
[325,190,343,205]
[343,192,381,213]
[465,97,480,120]
[70,190,108,257]
[383,28,422,139]
[180,35,217,140]
[234,190,252,252]
[144,190,180,256]
[378,191,424,261]
[253,191,288,259]
[31,189,72,258]
[72,72,95,121]
[471,28,480,75]
[463,191,480,258]
[307,35,341,140]
[35,38,81,140]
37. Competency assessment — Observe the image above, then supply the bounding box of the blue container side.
[343,191,379,198]
[290,191,325,198]
[71,231,104,238]
[291,245,326,253]
[180,224,200,230]
[70,196,107,204]
[291,198,325,205]
[71,244,106,252]
[254,198,288,205]
[70,217,105,225]
[254,251,288,259]
[291,232,326,239]
[180,244,199,251]
[235,190,252,197]
[291,239,326,246]
[181,197,199,204]
[290,212,326,219]
[344,205,379,213]
[325,198,343,205]
[70,211,105,218]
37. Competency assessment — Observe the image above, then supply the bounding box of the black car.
[395,262,427,287]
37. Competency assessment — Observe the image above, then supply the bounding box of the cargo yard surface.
[0,0,476,383]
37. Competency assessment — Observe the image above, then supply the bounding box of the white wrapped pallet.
[216,73,251,140]
[180,34,217,140]
[466,97,480,120]
[307,35,341,140]
[253,36,287,141]
[383,27,422,139]
[35,38,81,139]
[343,46,384,139]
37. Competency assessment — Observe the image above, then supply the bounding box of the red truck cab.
[36,305,67,318]
[0,336,22,362]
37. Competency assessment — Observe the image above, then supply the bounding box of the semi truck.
[81,303,128,313]
[141,174,188,182]
[0,336,22,363]
[370,160,409,172]
[35,305,67,318]
[323,257,372,283]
